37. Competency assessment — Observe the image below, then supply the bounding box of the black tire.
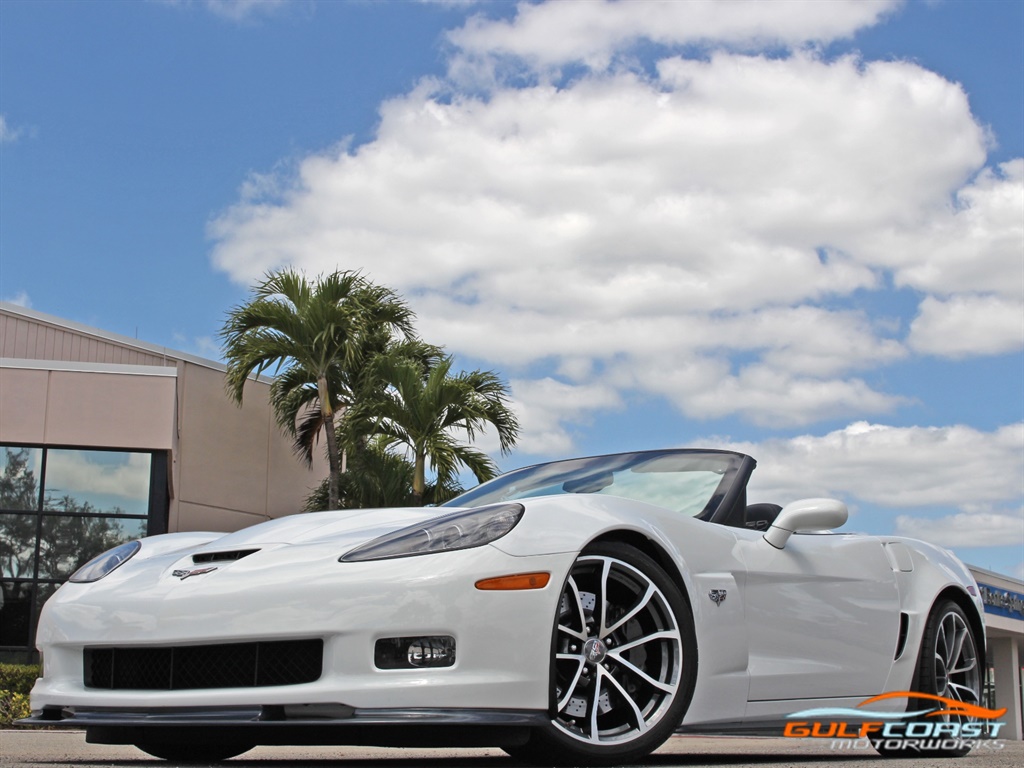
[506,541,697,766]
[875,599,982,758]
[134,741,255,762]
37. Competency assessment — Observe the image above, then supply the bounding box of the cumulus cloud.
[893,509,1024,548]
[448,0,900,75]
[209,1,1021,450]
[726,421,1024,509]
[909,294,1024,358]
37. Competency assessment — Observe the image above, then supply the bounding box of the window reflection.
[0,447,43,511]
[0,513,37,579]
[43,450,150,516]
[38,516,147,581]
[0,445,155,656]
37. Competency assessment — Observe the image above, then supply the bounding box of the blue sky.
[1,0,1021,576]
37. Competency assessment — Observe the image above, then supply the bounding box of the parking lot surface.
[2,731,1021,768]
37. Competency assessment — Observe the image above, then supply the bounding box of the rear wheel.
[507,541,697,766]
[875,599,982,758]
[134,741,255,762]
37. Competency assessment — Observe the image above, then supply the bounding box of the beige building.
[0,302,327,661]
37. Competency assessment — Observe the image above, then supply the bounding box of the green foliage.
[303,440,464,511]
[0,664,39,695]
[0,663,39,724]
[0,690,31,725]
[350,354,520,505]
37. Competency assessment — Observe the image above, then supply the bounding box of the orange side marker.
[475,572,551,590]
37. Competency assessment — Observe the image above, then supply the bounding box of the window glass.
[0,513,37,579]
[0,447,42,511]
[37,516,147,581]
[43,450,150,516]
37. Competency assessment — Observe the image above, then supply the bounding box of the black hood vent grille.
[192,548,259,564]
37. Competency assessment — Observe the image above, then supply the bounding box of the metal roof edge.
[0,301,228,373]
[0,358,179,377]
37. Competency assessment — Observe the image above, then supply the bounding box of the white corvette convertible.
[22,449,986,765]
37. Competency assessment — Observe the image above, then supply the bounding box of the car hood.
[184,506,464,556]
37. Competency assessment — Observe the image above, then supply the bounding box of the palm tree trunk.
[318,376,342,509]
[412,450,426,506]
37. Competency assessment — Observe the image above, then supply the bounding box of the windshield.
[444,450,745,518]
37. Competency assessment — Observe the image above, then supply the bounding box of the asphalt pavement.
[1,731,1021,768]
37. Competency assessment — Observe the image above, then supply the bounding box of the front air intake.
[84,639,323,690]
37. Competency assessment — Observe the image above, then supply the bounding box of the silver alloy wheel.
[552,554,683,745]
[932,608,981,720]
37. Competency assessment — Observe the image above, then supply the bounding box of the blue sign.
[977,583,1024,621]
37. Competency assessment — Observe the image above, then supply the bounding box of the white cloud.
[2,291,32,308]
[44,452,152,509]
[510,378,623,455]
[0,115,22,143]
[448,0,901,75]
[156,0,290,22]
[726,421,1024,509]
[209,1,1018,449]
[203,0,288,22]
[893,509,1024,548]
[909,294,1024,358]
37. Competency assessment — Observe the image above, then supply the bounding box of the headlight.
[69,540,141,583]
[340,503,525,562]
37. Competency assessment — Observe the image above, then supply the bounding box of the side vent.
[193,549,259,564]
[894,612,909,660]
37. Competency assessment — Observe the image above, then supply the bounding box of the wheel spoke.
[601,666,648,735]
[555,655,587,711]
[947,681,979,705]
[610,652,676,693]
[947,625,967,671]
[605,583,656,636]
[613,628,681,654]
[597,558,612,638]
[588,673,603,743]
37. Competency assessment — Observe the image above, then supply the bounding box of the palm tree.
[353,354,520,506]
[221,269,415,509]
[275,337,444,470]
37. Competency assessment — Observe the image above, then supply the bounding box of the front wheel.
[507,541,697,766]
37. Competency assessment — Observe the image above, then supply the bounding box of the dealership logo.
[785,692,1007,752]
[171,566,218,580]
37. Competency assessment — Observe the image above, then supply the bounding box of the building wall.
[172,361,318,532]
[0,303,327,528]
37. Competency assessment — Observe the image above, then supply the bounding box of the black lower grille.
[84,639,323,690]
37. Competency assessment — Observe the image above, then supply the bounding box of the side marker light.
[475,572,551,591]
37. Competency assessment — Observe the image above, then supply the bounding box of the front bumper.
[19,705,547,747]
[30,544,574,713]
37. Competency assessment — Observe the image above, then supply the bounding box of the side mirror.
[763,498,848,549]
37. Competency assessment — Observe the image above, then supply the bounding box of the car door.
[736,530,900,703]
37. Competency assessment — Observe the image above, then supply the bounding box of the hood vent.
[192,548,259,564]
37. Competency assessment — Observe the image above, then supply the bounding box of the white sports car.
[22,449,986,765]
